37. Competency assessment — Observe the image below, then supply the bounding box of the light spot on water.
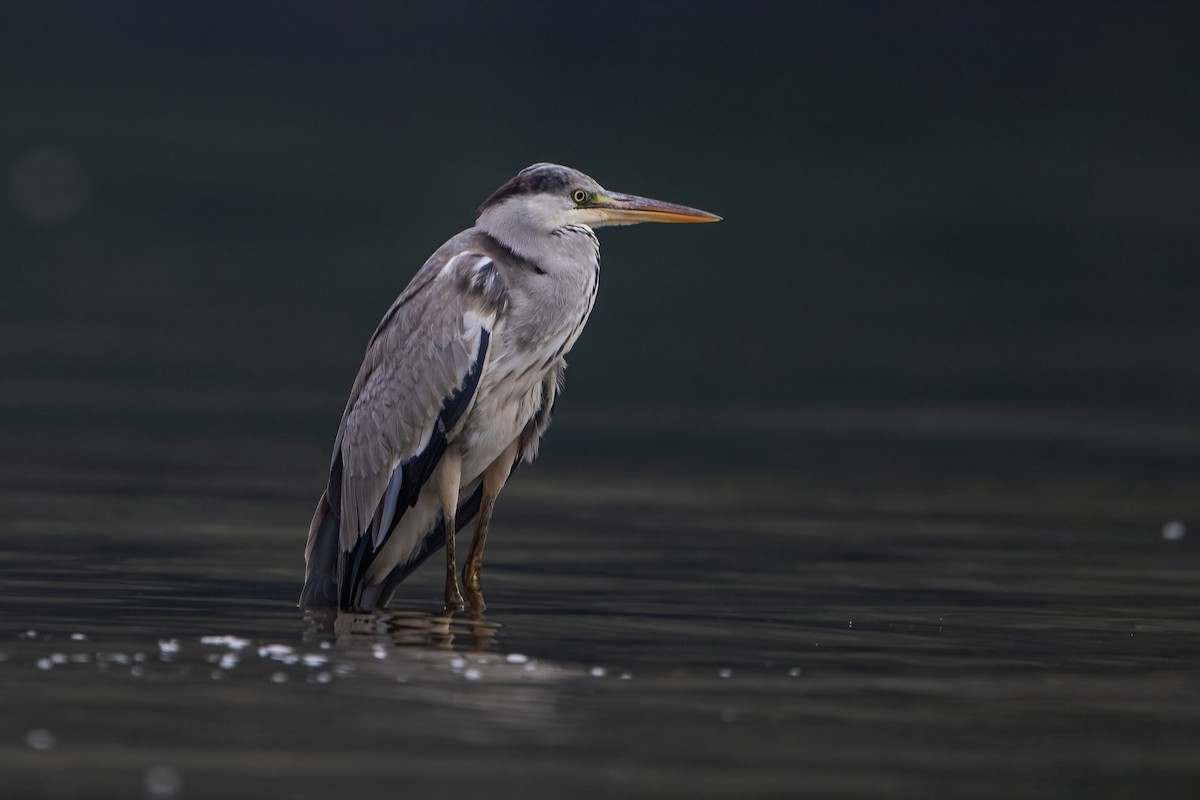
[270,672,288,683]
[200,635,251,651]
[258,644,294,659]
[788,667,801,677]
[463,668,483,681]
[314,672,332,684]
[143,764,183,799]
[371,644,388,660]
[718,668,733,679]
[449,656,467,670]
[50,653,68,665]
[25,729,56,750]
[1162,520,1186,541]
[590,666,606,677]
[505,653,529,664]
[36,658,53,671]
[70,632,87,641]
[9,146,88,224]
[20,630,38,639]
[158,639,180,657]
[619,672,633,680]
[301,654,329,668]
[218,653,239,670]
[130,665,145,677]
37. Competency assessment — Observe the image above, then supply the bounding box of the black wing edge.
[338,328,491,611]
[372,484,485,606]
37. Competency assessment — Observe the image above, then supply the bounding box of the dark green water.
[3,414,1199,798]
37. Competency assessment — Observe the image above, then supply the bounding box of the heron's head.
[476,163,720,241]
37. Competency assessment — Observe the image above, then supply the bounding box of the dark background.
[3,0,1199,444]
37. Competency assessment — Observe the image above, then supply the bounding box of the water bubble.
[25,729,56,750]
[1162,520,1186,541]
[143,764,182,799]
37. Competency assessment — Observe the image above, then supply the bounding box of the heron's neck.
[476,210,597,267]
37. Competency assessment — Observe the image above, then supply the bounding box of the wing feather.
[327,247,506,575]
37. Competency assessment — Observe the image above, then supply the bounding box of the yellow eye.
[572,189,588,204]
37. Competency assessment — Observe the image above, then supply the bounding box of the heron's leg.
[463,444,517,614]
[437,447,465,612]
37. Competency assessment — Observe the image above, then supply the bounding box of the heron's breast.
[456,356,548,478]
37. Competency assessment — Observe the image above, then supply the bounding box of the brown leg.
[463,444,516,614]
[437,448,465,612]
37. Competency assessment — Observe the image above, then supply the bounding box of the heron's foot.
[444,575,465,613]
[463,565,485,614]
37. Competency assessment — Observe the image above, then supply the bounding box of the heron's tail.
[299,491,340,609]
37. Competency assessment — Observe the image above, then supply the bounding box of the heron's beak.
[592,191,721,225]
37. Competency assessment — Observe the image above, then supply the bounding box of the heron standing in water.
[300,163,720,613]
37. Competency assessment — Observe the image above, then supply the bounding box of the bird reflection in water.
[305,610,571,726]
[333,609,501,651]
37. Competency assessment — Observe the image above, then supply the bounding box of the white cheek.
[572,208,611,227]
[524,194,572,229]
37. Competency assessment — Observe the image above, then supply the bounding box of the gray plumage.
[301,163,719,612]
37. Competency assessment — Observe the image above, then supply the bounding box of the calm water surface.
[2,415,1199,799]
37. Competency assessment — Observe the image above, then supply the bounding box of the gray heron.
[300,163,720,613]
